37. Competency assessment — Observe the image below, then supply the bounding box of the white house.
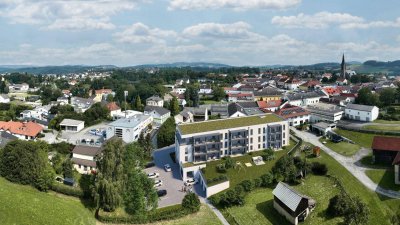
[284,92,323,107]
[60,119,85,132]
[0,94,10,103]
[20,105,52,121]
[344,103,379,122]
[146,96,164,107]
[56,97,69,105]
[9,83,29,93]
[71,145,102,174]
[0,121,43,140]
[306,103,344,123]
[71,97,94,113]
[275,105,310,126]
[106,115,153,143]
[106,102,121,118]
[173,88,186,95]
[144,106,171,126]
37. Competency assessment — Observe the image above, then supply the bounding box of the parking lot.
[60,122,108,145]
[144,145,188,208]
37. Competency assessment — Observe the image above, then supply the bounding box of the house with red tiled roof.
[257,100,282,112]
[299,80,321,91]
[322,87,342,96]
[227,92,254,102]
[336,78,348,86]
[275,104,310,126]
[0,121,43,140]
[106,102,121,118]
[93,89,114,102]
[372,136,400,184]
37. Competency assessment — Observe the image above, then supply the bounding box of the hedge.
[97,204,198,224]
[50,182,83,198]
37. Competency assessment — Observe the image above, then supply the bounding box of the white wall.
[206,180,230,197]
[73,153,94,161]
[345,107,379,122]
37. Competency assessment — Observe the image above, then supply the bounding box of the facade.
[60,119,85,132]
[344,103,379,122]
[106,102,121,118]
[253,87,282,101]
[71,145,102,174]
[71,97,94,113]
[144,105,171,126]
[93,89,113,102]
[275,105,310,126]
[284,92,323,107]
[227,92,254,102]
[306,103,343,123]
[257,100,282,112]
[106,115,153,143]
[0,121,43,140]
[146,96,164,107]
[175,114,289,180]
[273,182,316,225]
[20,105,51,121]
[9,83,29,93]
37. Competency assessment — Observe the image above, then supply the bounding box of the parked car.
[157,189,167,197]
[184,178,198,186]
[55,176,64,183]
[145,162,155,168]
[164,164,171,172]
[147,172,160,179]
[154,180,163,187]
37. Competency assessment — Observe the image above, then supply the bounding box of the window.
[225,133,227,139]
[250,129,253,135]
[263,136,265,141]
[258,128,261,134]
[263,127,266,133]
[283,140,286,145]
[258,136,261,142]
[283,133,285,138]
[250,146,253,150]
[283,125,285,130]
[250,138,253,143]
[258,144,261,149]
[225,142,227,148]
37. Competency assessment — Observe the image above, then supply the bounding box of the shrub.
[253,178,262,188]
[327,191,370,224]
[260,172,274,187]
[51,182,83,198]
[239,180,254,192]
[311,162,328,175]
[182,193,200,213]
[224,157,235,169]
[216,163,227,173]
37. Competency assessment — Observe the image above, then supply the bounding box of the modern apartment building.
[175,114,289,180]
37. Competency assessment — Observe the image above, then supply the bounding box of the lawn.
[363,125,400,132]
[366,169,400,192]
[320,137,360,156]
[359,155,392,169]
[203,147,291,188]
[374,120,400,124]
[201,100,223,105]
[0,177,95,225]
[222,151,400,225]
[335,128,377,148]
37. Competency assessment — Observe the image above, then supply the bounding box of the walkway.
[291,128,400,199]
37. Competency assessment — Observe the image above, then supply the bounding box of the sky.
[0,0,399,66]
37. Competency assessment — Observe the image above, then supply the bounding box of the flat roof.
[108,114,151,128]
[60,119,85,126]
[178,114,284,135]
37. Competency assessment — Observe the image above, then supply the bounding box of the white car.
[184,178,198,186]
[147,172,159,179]
[164,164,172,172]
[154,179,163,187]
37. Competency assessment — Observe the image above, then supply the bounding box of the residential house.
[175,78,190,86]
[372,136,400,184]
[173,88,186,95]
[336,78,348,86]
[60,119,85,132]
[106,102,121,118]
[144,106,171,126]
[275,104,310,126]
[253,87,282,101]
[181,107,208,122]
[257,100,282,112]
[71,97,94,113]
[93,89,113,102]
[146,96,164,107]
[228,102,264,117]
[105,115,153,143]
[272,182,316,225]
[344,103,379,122]
[175,114,289,181]
[340,93,357,103]
[0,121,43,140]
[56,97,69,105]
[71,145,102,174]
[0,94,10,103]
[299,80,321,91]
[174,111,194,124]
[322,87,342,96]
[320,96,351,106]
[284,78,304,90]
[9,83,29,93]
[199,84,213,96]
[227,93,254,102]
[284,92,323,107]
[209,104,229,118]
[20,105,52,121]
[306,103,344,123]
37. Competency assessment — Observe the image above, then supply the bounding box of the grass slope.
[363,125,400,132]
[335,129,377,148]
[0,177,95,225]
[320,138,360,156]
[366,169,400,192]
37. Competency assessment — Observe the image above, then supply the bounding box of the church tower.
[340,53,346,78]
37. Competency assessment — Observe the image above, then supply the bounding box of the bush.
[260,172,274,187]
[51,182,83,198]
[182,193,200,213]
[219,185,246,207]
[206,175,228,186]
[253,178,262,188]
[311,162,328,175]
[224,157,235,169]
[239,180,254,192]
[216,163,227,173]
[327,191,370,224]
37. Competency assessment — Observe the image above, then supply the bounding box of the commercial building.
[175,114,289,180]
[106,115,153,143]
[60,119,85,132]
[344,103,379,122]
[306,103,343,123]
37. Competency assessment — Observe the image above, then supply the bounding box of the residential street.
[291,128,400,199]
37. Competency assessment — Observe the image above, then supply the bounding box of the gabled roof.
[72,145,102,156]
[346,103,377,112]
[285,92,321,101]
[300,80,321,87]
[146,95,163,102]
[0,121,43,137]
[257,100,282,109]
[273,182,311,213]
[95,89,112,95]
[60,119,84,126]
[106,102,120,111]
[275,105,310,119]
[144,105,170,116]
[372,136,400,152]
[253,87,282,96]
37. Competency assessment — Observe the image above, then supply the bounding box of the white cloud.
[114,23,178,44]
[0,0,139,30]
[340,18,400,29]
[168,0,301,11]
[271,11,363,29]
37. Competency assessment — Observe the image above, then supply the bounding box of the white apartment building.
[175,114,289,181]
[106,115,153,143]
[344,104,379,122]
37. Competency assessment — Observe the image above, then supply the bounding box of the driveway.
[59,122,108,145]
[291,128,400,199]
[144,145,187,208]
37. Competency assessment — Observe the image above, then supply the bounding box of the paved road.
[291,128,400,199]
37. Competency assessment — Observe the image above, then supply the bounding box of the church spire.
[340,53,346,78]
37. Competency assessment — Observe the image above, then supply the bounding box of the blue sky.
[0,0,399,66]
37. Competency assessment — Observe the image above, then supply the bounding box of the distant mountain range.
[0,60,399,75]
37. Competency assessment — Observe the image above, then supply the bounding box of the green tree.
[182,193,200,212]
[62,158,74,178]
[272,155,298,183]
[106,94,114,102]
[144,133,153,157]
[157,117,176,148]
[169,96,180,116]
[124,142,145,171]
[212,85,225,101]
[379,88,396,106]
[355,87,380,106]
[93,138,125,213]
[134,95,143,111]
[344,196,370,225]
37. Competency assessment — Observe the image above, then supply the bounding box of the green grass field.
[320,138,360,156]
[0,177,95,225]
[366,169,400,192]
[374,120,400,124]
[363,125,400,132]
[223,151,400,225]
[335,129,377,148]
